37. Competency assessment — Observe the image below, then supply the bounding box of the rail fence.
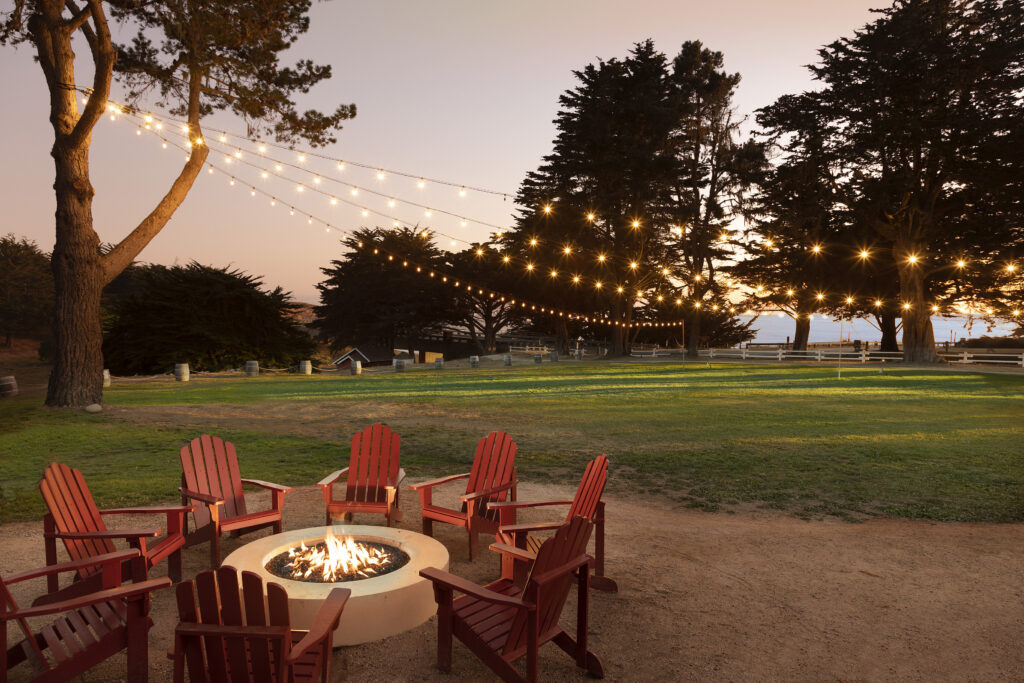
[694,347,1023,367]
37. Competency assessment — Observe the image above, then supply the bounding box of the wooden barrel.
[299,360,312,375]
[533,353,543,364]
[469,355,479,368]
[102,369,111,387]
[350,360,362,375]
[393,359,405,372]
[0,376,17,398]
[434,358,444,369]
[549,351,559,362]
[245,360,259,377]
[174,363,190,382]
[503,354,512,366]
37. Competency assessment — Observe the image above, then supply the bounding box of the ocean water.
[743,314,1017,345]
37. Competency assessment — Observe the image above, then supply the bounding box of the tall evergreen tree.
[0,235,54,347]
[754,0,1024,361]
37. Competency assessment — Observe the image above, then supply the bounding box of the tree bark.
[685,311,701,358]
[877,312,899,352]
[897,258,938,362]
[792,315,810,351]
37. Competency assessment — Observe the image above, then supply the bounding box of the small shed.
[331,347,410,369]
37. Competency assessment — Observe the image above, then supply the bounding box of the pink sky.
[1,1,885,303]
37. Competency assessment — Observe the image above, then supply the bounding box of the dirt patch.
[2,481,1022,682]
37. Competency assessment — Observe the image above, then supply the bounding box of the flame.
[284,533,391,582]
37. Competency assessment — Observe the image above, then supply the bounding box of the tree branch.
[66,0,113,149]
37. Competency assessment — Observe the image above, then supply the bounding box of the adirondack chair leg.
[422,517,433,537]
[591,503,618,593]
[526,607,539,683]
[43,514,59,595]
[434,586,454,672]
[125,594,151,682]
[169,549,183,584]
[210,532,221,567]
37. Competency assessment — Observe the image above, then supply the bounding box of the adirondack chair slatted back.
[39,463,115,566]
[566,454,608,522]
[181,435,247,529]
[346,423,401,504]
[504,517,593,655]
[175,567,292,683]
[464,431,517,521]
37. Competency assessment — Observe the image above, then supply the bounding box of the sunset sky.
[2,1,886,304]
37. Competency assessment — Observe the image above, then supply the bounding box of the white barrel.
[533,353,543,364]
[299,360,312,375]
[549,351,559,362]
[245,360,259,377]
[469,355,479,368]
[503,354,512,366]
[102,369,111,387]
[0,376,17,398]
[434,358,444,369]
[174,363,190,382]
[350,360,362,375]
[393,359,405,372]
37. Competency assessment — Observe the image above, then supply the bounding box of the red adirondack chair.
[410,431,517,560]
[420,516,604,683]
[171,566,350,683]
[317,423,405,526]
[179,435,293,567]
[2,548,171,682]
[39,462,191,602]
[491,454,617,592]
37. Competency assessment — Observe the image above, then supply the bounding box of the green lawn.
[1,363,1022,524]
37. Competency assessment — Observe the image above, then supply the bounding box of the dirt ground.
[2,480,1023,682]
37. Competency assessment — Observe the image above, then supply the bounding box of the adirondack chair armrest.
[179,488,225,506]
[240,478,293,493]
[419,567,531,610]
[487,499,573,511]
[4,549,142,584]
[498,520,565,535]
[488,542,537,563]
[5,577,172,621]
[48,528,163,540]
[408,471,470,490]
[459,480,517,502]
[289,587,351,661]
[100,505,195,515]
[316,467,349,489]
[385,468,407,491]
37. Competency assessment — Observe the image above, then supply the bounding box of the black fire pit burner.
[265,540,410,583]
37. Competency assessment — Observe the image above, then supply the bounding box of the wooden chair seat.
[172,566,349,683]
[420,517,604,683]
[410,431,518,561]
[318,424,405,527]
[39,462,191,602]
[179,435,292,567]
[491,455,617,592]
[2,549,170,682]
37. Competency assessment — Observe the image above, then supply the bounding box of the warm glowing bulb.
[543,204,552,214]
[630,262,638,269]
[658,295,664,302]
[931,305,939,312]
[956,260,966,268]
[337,162,345,171]
[229,178,235,186]
[587,213,595,221]
[1007,264,1017,272]
[350,188,358,196]
[258,145,266,153]
[261,171,269,179]
[903,302,912,309]
[275,164,283,172]
[572,276,580,283]
[361,209,369,217]
[330,197,337,205]
[907,255,918,264]
[296,185,304,192]
[417,179,425,188]
[661,268,669,275]
[218,134,227,142]
[425,210,432,217]
[564,246,572,255]
[816,293,824,300]
[529,238,538,246]
[377,170,385,180]
[459,187,466,196]
[313,176,321,184]
[617,286,624,293]
[756,285,764,293]
[874,300,882,307]
[550,269,558,277]
[234,150,242,158]
[846,297,854,304]
[526,263,534,271]
[786,289,794,296]
[811,244,822,254]
[597,254,606,262]
[594,282,602,289]
[719,233,729,242]
[860,250,870,259]
[503,256,510,263]
[207,167,214,174]
[631,220,640,229]
[476,248,484,256]
[1013,309,1021,317]
[297,154,306,163]
[693,274,701,281]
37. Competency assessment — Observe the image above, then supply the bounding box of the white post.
[742,348,747,360]
[837,317,843,379]
[710,348,715,359]
[778,349,783,361]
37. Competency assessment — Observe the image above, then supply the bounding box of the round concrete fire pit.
[222,525,449,646]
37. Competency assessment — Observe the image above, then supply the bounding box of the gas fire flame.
[285,533,391,582]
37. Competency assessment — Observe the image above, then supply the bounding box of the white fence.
[697,347,1024,367]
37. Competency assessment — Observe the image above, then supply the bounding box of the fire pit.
[222,525,449,646]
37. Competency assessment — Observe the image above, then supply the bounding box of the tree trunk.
[897,259,938,362]
[877,312,899,352]
[792,315,810,351]
[685,312,701,358]
[46,144,105,406]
